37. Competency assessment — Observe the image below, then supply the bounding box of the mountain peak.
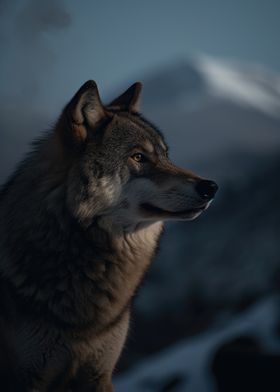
[142,56,280,117]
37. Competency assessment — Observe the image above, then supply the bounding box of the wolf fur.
[0,81,217,391]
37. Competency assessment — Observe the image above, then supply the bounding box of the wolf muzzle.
[195,179,218,200]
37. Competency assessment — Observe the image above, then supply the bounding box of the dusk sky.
[1,0,280,107]
[0,0,280,180]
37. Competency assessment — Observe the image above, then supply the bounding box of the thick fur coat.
[0,81,217,391]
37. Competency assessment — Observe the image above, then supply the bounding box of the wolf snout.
[195,179,218,200]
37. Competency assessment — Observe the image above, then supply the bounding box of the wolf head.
[55,81,218,230]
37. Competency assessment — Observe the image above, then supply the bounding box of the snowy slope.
[141,56,280,181]
[118,58,280,369]
[115,296,280,392]
[197,56,280,116]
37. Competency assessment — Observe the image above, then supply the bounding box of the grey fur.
[0,81,217,391]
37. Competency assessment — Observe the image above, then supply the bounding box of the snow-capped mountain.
[142,56,280,116]
[116,57,280,371]
[1,56,280,380]
[141,56,280,181]
[196,57,280,116]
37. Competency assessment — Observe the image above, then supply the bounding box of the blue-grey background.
[1,0,280,176]
[1,1,280,391]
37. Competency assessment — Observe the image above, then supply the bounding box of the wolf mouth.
[140,203,206,217]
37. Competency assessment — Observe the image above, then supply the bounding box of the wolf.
[0,80,218,391]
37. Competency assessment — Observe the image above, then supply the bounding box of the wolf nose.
[196,180,218,200]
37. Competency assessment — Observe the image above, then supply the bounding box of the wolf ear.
[61,80,106,144]
[108,82,142,112]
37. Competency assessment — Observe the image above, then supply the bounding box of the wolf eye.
[132,153,144,162]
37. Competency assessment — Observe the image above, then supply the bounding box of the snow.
[140,56,280,184]
[196,56,280,117]
[118,57,280,379]
[115,296,280,392]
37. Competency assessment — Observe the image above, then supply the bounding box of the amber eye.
[132,153,144,162]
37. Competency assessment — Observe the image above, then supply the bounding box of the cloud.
[16,0,71,39]
[0,0,72,100]
[0,0,72,182]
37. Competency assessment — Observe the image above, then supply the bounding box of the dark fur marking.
[0,82,189,391]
